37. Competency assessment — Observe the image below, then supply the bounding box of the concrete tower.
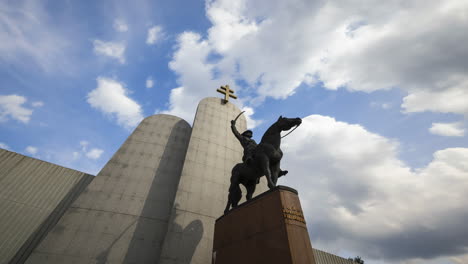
[27,115,192,263]
[158,98,268,264]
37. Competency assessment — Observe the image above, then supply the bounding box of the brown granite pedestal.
[213,186,316,264]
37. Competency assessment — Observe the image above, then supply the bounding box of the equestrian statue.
[224,113,302,214]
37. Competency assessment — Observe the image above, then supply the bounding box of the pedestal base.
[213,186,316,264]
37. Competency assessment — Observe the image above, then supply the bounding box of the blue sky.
[1,0,468,263]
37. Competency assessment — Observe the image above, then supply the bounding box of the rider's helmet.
[242,130,253,138]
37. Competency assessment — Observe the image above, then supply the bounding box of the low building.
[0,149,93,264]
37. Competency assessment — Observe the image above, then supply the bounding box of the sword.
[232,111,245,123]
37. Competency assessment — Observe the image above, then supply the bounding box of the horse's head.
[276,116,302,131]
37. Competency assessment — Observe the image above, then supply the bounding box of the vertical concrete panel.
[159,98,268,264]
[0,149,93,264]
[26,114,192,264]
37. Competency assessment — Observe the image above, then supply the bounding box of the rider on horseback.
[224,115,301,214]
[230,119,257,165]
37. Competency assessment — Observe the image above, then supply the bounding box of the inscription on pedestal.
[282,207,306,224]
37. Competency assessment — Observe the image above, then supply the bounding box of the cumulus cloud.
[74,140,103,160]
[429,122,465,137]
[113,19,128,32]
[0,94,33,123]
[402,77,468,115]
[86,148,104,160]
[25,146,38,155]
[0,142,10,150]
[162,32,231,122]
[146,25,164,45]
[93,40,126,64]
[279,115,468,262]
[87,77,144,129]
[242,106,261,129]
[167,0,468,117]
[146,76,154,88]
[162,32,261,126]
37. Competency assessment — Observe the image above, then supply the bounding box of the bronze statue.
[230,119,257,165]
[225,115,302,214]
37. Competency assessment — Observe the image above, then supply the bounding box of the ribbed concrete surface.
[26,114,192,264]
[0,149,93,264]
[159,98,268,264]
[313,248,354,264]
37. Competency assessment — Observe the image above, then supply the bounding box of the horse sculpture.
[224,115,302,214]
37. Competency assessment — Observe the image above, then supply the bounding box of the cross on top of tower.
[217,84,237,103]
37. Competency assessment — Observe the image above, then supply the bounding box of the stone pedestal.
[213,186,316,264]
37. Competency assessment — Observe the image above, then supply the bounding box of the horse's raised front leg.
[257,154,275,189]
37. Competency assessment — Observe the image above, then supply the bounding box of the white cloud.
[93,40,126,64]
[73,140,103,160]
[86,148,103,160]
[146,25,163,45]
[402,77,468,115]
[80,140,89,151]
[242,106,261,129]
[162,32,261,127]
[162,32,229,122]
[31,101,44,107]
[72,151,80,160]
[113,19,128,32]
[429,122,465,137]
[87,77,144,129]
[371,102,392,110]
[0,1,71,72]
[146,76,154,88]
[0,142,10,150]
[0,94,33,123]
[25,146,38,155]
[280,115,468,262]
[167,0,468,117]
[381,103,391,110]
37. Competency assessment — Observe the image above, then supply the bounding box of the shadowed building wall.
[159,97,268,264]
[26,114,192,264]
[0,149,93,264]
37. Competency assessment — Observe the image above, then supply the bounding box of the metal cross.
[217,85,237,103]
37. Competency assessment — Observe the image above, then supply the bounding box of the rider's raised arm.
[230,120,242,141]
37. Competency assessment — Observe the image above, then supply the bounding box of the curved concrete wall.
[159,98,268,264]
[27,114,192,264]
